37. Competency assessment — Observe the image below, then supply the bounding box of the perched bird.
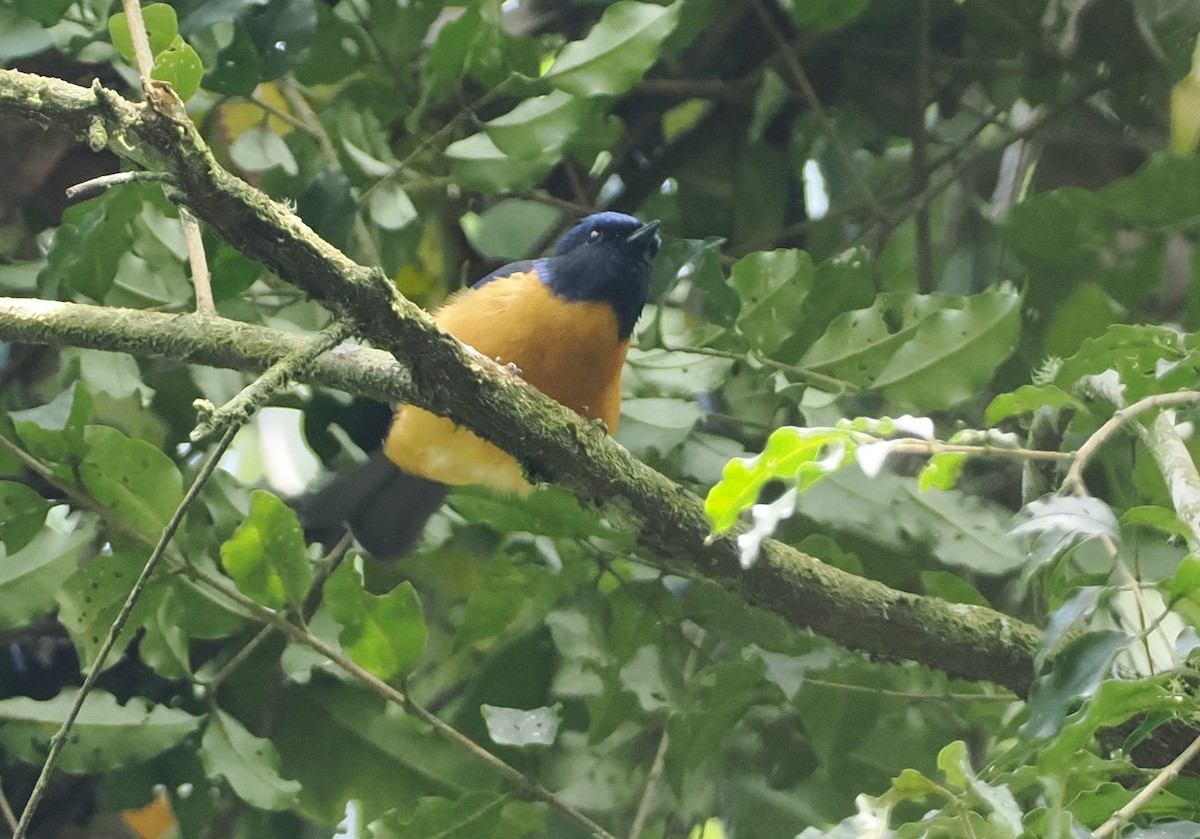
[304,211,661,559]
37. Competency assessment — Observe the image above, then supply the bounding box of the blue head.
[545,212,661,340]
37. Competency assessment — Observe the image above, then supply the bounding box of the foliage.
[2,1,1200,838]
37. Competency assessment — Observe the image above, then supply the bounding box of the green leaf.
[108,3,179,62]
[729,249,814,355]
[444,131,556,193]
[937,739,969,788]
[39,182,185,306]
[152,35,204,101]
[201,709,302,811]
[9,381,93,464]
[1054,324,1199,404]
[871,289,1021,410]
[918,452,966,491]
[323,561,427,680]
[705,426,856,532]
[985,384,1086,426]
[921,571,989,607]
[230,126,299,175]
[1037,678,1179,768]
[203,22,261,96]
[272,679,493,823]
[367,792,506,839]
[56,550,166,670]
[1123,506,1195,540]
[79,425,183,542]
[1023,631,1129,739]
[800,292,957,388]
[616,397,705,460]
[367,182,417,231]
[243,0,318,81]
[480,704,559,747]
[462,199,560,261]
[0,481,49,553]
[219,490,312,610]
[779,0,872,31]
[448,484,617,542]
[16,0,74,26]
[543,1,681,98]
[0,514,99,630]
[485,90,591,159]
[0,689,200,772]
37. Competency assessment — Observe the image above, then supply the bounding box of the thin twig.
[119,0,212,312]
[1062,391,1200,495]
[248,93,310,133]
[121,0,156,93]
[191,318,355,441]
[182,207,214,312]
[2,436,619,839]
[10,423,240,839]
[277,78,383,268]
[64,170,171,200]
[747,0,886,219]
[912,0,933,293]
[185,561,620,839]
[658,341,858,393]
[1094,730,1200,838]
[0,776,18,833]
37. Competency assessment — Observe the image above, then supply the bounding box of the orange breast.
[385,271,629,492]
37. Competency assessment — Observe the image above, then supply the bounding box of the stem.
[11,423,240,839]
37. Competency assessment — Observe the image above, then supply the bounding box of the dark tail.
[300,450,449,560]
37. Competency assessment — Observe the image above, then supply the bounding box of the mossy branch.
[0,68,1039,694]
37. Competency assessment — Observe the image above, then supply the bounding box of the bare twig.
[64,170,171,200]
[913,0,933,293]
[1,436,619,839]
[11,423,240,839]
[0,776,18,833]
[1062,391,1200,496]
[119,0,213,311]
[181,207,214,311]
[190,317,355,441]
[747,0,885,219]
[1094,730,1200,838]
[121,0,156,93]
[278,77,383,267]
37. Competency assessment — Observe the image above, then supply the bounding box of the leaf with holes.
[78,425,183,542]
[0,689,199,772]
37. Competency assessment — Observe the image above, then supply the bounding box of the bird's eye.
[587,229,602,243]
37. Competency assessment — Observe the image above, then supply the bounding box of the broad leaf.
[0,689,200,772]
[543,1,681,97]
[324,561,427,680]
[201,709,302,811]
[219,490,312,610]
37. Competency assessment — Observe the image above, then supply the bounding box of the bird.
[303,211,662,559]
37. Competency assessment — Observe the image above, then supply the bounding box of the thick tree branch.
[0,68,1040,694]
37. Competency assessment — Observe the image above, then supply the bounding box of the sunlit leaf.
[324,560,427,680]
[219,490,312,610]
[480,703,559,747]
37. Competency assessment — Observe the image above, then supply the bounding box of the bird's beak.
[626,219,661,246]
